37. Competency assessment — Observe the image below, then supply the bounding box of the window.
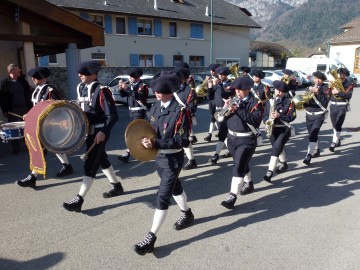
[138,19,152,35]
[49,54,57,64]
[169,22,177,37]
[173,55,184,66]
[92,53,106,60]
[190,23,203,39]
[89,15,104,27]
[139,54,153,67]
[189,56,204,67]
[116,17,126,34]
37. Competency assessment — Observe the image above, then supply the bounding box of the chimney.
[205,5,209,16]
[154,0,158,10]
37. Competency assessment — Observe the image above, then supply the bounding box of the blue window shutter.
[200,56,204,66]
[130,54,139,66]
[104,15,112,34]
[154,19,162,37]
[198,24,203,39]
[190,24,195,38]
[39,56,49,67]
[190,24,203,39]
[128,17,137,35]
[155,55,163,67]
[79,12,89,20]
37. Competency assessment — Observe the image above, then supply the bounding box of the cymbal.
[125,119,158,162]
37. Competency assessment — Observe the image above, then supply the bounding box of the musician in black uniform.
[204,63,220,142]
[328,68,354,152]
[262,80,296,183]
[240,66,251,77]
[173,67,198,170]
[63,61,124,212]
[208,66,234,165]
[282,69,297,98]
[0,64,32,154]
[302,71,330,165]
[251,69,272,102]
[134,71,194,256]
[220,76,263,209]
[16,67,74,188]
[117,67,149,163]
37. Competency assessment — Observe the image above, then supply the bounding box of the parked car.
[107,74,156,104]
[297,70,313,86]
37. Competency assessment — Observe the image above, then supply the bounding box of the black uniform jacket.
[329,78,354,103]
[176,83,197,115]
[119,80,149,108]
[32,84,62,105]
[252,82,271,102]
[207,79,234,107]
[263,96,297,125]
[304,83,330,113]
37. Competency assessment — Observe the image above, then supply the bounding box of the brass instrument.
[214,96,241,122]
[281,76,291,85]
[195,77,209,99]
[265,98,275,138]
[292,87,315,110]
[328,69,345,99]
[228,63,240,81]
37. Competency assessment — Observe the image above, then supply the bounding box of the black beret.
[231,76,254,90]
[241,66,251,73]
[175,61,190,69]
[215,66,231,76]
[76,60,101,75]
[273,80,289,93]
[252,69,265,79]
[27,67,50,79]
[207,63,220,71]
[129,67,143,78]
[338,68,350,76]
[313,71,327,81]
[174,67,190,80]
[282,69,293,76]
[150,71,180,94]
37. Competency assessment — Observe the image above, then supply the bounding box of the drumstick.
[80,142,97,161]
[8,112,23,119]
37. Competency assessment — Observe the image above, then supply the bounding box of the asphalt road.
[1,87,360,269]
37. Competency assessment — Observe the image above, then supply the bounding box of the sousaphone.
[125,119,158,161]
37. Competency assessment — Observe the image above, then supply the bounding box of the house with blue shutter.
[45,0,261,68]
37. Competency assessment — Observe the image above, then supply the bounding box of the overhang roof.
[0,0,104,56]
[330,25,360,44]
[250,41,293,57]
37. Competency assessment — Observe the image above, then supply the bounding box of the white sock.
[244,171,251,183]
[56,153,69,164]
[184,144,194,160]
[102,165,119,184]
[333,129,341,143]
[209,122,215,134]
[215,141,225,155]
[190,130,194,136]
[79,176,95,198]
[230,177,244,196]
[279,150,286,163]
[307,142,316,155]
[315,140,319,150]
[173,191,189,211]
[224,138,228,148]
[150,209,168,235]
[268,156,278,171]
[31,171,38,177]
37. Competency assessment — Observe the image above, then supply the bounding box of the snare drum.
[0,121,25,142]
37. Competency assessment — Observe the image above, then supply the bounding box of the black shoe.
[303,154,312,166]
[276,162,288,174]
[209,153,219,166]
[240,181,254,195]
[204,133,212,142]
[329,142,336,152]
[335,140,341,147]
[117,152,130,163]
[263,170,273,183]
[183,159,197,170]
[173,208,194,230]
[221,193,237,209]
[134,232,157,255]
[16,174,37,188]
[189,135,198,145]
[103,182,124,198]
[222,151,232,158]
[312,149,320,158]
[56,163,74,177]
[63,195,84,212]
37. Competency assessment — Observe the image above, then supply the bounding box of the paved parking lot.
[1,87,360,269]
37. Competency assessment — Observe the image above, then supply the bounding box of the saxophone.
[214,96,241,122]
[328,69,346,100]
[265,98,275,138]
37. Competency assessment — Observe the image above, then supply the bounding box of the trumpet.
[265,98,275,138]
[214,96,241,122]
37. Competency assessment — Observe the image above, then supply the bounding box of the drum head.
[39,103,88,154]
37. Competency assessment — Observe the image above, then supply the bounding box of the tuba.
[328,69,345,99]
[228,64,240,81]
[195,76,209,99]
[214,96,241,122]
[291,87,315,110]
[265,98,275,138]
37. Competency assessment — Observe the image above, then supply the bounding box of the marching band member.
[207,66,234,165]
[328,68,354,152]
[117,67,149,163]
[251,69,272,102]
[63,61,124,212]
[220,76,264,209]
[134,71,194,255]
[302,71,330,165]
[204,63,220,142]
[240,66,251,77]
[282,69,297,98]
[16,67,74,188]
[262,80,296,183]
[173,66,199,170]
